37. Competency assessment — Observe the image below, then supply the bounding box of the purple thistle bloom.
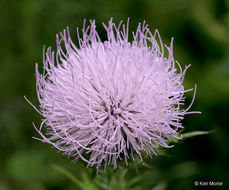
[29,18,198,170]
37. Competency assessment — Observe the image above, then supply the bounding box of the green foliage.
[168,130,213,143]
[0,0,228,189]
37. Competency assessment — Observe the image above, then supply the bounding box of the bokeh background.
[1,0,229,189]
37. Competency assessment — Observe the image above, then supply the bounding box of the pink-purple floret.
[32,19,197,170]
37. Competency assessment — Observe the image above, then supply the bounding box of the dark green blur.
[0,0,228,189]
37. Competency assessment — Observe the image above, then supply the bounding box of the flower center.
[113,107,122,115]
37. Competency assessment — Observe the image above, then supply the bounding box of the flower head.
[31,19,197,170]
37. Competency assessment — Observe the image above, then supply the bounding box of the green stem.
[51,164,81,186]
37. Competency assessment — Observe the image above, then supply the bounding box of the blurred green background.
[0,0,229,189]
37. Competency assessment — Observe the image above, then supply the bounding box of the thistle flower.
[28,18,197,170]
